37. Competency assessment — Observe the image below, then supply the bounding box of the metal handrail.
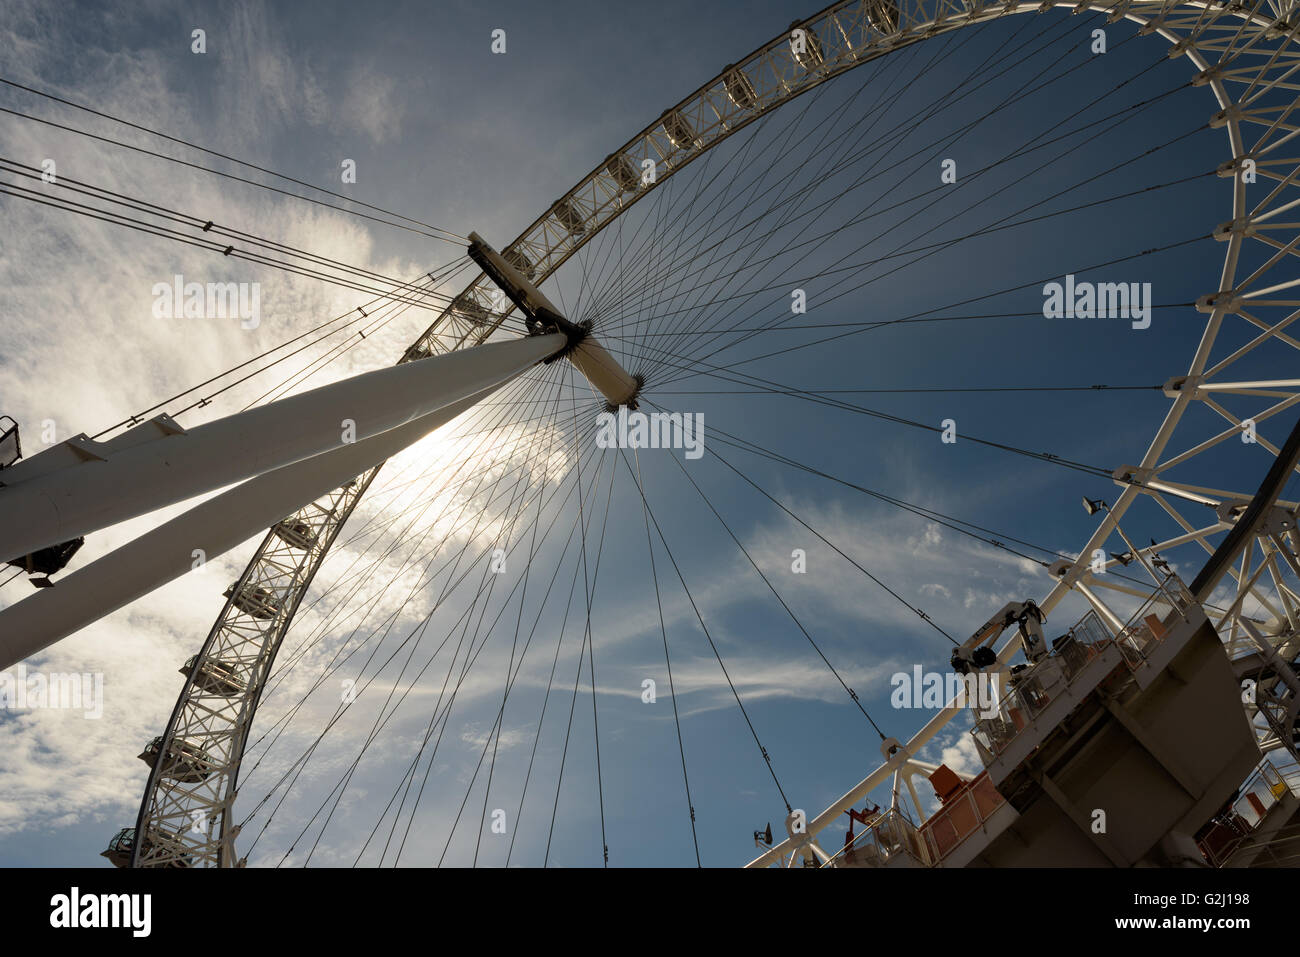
[1113,573,1197,670]
[919,773,1006,863]
[830,806,928,868]
[969,611,1111,760]
[1197,755,1300,866]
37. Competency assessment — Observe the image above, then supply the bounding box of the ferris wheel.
[3,0,1300,868]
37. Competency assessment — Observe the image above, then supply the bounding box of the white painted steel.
[566,338,641,408]
[0,334,562,565]
[0,388,499,668]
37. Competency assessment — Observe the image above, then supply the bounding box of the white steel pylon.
[0,333,564,566]
[0,232,647,670]
[0,388,494,667]
[0,334,563,669]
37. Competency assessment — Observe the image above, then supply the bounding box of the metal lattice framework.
[132,0,1300,867]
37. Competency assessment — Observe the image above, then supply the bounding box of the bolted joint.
[1163,374,1203,399]
[538,316,591,362]
[1267,17,1297,39]
[1111,463,1150,489]
[1210,104,1243,129]
[603,374,645,413]
[1213,217,1256,241]
[1047,558,1078,584]
[1196,290,1241,314]
[470,231,645,410]
[1192,65,1222,86]
[1215,154,1254,177]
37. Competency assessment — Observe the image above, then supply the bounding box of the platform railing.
[919,772,1007,863]
[1112,573,1197,671]
[834,806,928,868]
[969,611,1111,760]
[1198,754,1300,866]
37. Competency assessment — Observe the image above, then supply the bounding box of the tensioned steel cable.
[569,389,615,866]
[602,218,1206,472]
[83,256,476,439]
[244,371,593,860]
[236,367,571,792]
[0,158,449,292]
[650,398,1207,605]
[241,436,550,827]
[472,371,570,865]
[622,230,1206,400]
[579,8,1122,342]
[613,445,795,813]
[377,422,563,867]
[577,9,1062,337]
[576,22,1188,381]
[654,383,1163,393]
[628,447,702,865]
[359,473,598,866]
[655,126,1210,379]
[0,77,467,241]
[543,393,620,866]
[245,387,619,862]
[260,381,578,714]
[293,416,569,737]
[605,96,1206,382]
[0,181,504,428]
[0,180,456,308]
[431,422,610,867]
[644,399,961,649]
[543,441,620,866]
[507,503,591,866]
[660,446,891,738]
[0,99,465,243]
[418,375,580,866]
[617,336,1122,478]
[252,426,575,716]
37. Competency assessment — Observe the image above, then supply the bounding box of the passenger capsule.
[101,826,193,868]
[0,414,19,468]
[100,827,137,868]
[504,247,537,282]
[605,153,640,193]
[224,582,281,620]
[554,200,586,235]
[181,655,246,697]
[662,110,696,150]
[869,0,900,32]
[455,295,491,326]
[272,519,317,549]
[138,735,217,783]
[790,22,824,69]
[724,67,758,110]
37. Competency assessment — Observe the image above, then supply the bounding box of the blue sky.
[0,0,1293,867]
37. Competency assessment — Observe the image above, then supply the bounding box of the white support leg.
[0,334,563,564]
[0,384,506,668]
[1075,580,1129,635]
